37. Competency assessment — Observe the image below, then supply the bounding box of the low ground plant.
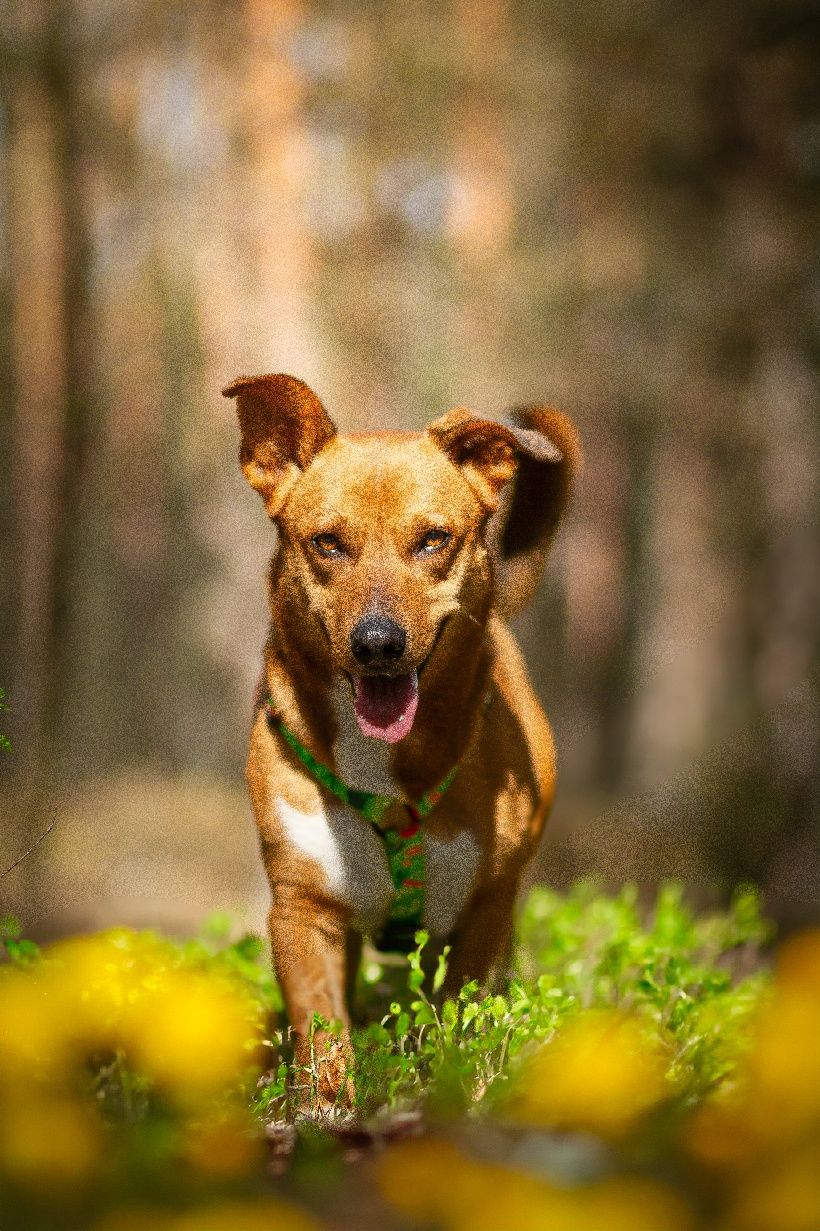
[0,881,817,1231]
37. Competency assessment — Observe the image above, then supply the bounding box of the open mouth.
[346,617,450,743]
[352,671,418,743]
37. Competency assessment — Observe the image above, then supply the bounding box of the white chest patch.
[330,678,398,796]
[276,796,482,940]
[423,828,482,936]
[275,797,395,931]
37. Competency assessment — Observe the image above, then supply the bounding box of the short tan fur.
[223,374,581,1112]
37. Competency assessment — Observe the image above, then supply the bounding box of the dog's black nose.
[350,615,407,668]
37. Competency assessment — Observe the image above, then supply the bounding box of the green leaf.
[413,1002,437,1027]
[433,945,450,993]
[461,1002,479,1030]
[408,967,425,991]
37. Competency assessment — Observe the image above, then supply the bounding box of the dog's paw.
[291,1029,356,1121]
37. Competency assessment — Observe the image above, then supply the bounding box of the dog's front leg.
[441,875,520,999]
[268,887,355,1116]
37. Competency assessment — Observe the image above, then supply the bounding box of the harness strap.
[263,696,457,951]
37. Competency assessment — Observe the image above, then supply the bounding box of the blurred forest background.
[0,0,818,938]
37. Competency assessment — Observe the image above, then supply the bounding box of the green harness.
[264,696,457,952]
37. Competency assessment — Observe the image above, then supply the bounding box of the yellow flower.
[775,929,820,996]
[0,929,178,1085]
[504,1010,668,1139]
[50,937,121,1021]
[582,1176,694,1231]
[44,931,155,1045]
[743,933,820,1143]
[123,969,260,1100]
[685,929,820,1168]
[684,1099,758,1169]
[93,1201,319,1231]
[725,1148,820,1231]
[378,1138,693,1231]
[378,1138,492,1223]
[379,1137,565,1230]
[1,928,263,1118]
[179,1107,263,1176]
[461,1174,582,1231]
[0,969,71,1081]
[169,1202,320,1231]
[0,1094,101,1187]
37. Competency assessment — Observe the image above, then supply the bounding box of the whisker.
[455,602,483,629]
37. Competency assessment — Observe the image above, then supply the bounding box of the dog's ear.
[427,406,564,508]
[222,374,336,518]
[428,404,581,616]
[427,408,543,509]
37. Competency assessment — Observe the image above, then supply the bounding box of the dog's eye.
[416,528,451,555]
[312,533,344,558]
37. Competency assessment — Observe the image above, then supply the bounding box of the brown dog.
[223,374,579,1109]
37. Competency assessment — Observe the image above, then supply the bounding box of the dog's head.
[224,374,578,743]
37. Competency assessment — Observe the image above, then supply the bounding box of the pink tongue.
[353,671,419,743]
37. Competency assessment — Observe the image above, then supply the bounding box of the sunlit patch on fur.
[275,797,395,932]
[423,828,482,935]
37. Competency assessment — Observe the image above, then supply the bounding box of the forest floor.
[1,881,817,1231]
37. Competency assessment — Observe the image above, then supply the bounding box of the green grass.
[301,880,770,1119]
[0,880,771,1127]
[11,880,772,1121]
[0,882,778,1231]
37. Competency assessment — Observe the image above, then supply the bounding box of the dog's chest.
[274,796,481,938]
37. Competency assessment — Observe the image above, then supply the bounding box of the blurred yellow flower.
[94,1200,319,1231]
[123,970,260,1100]
[0,969,71,1081]
[725,1148,820,1231]
[179,1107,263,1176]
[583,1176,694,1231]
[169,1201,320,1231]
[1,929,263,1109]
[463,1174,583,1231]
[0,1094,101,1187]
[92,1215,174,1231]
[775,929,820,996]
[378,1137,490,1222]
[745,935,820,1142]
[684,1099,757,1169]
[378,1137,693,1231]
[504,1010,668,1138]
[46,929,169,1033]
[379,1136,568,1231]
[0,929,178,1084]
[685,929,820,1171]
